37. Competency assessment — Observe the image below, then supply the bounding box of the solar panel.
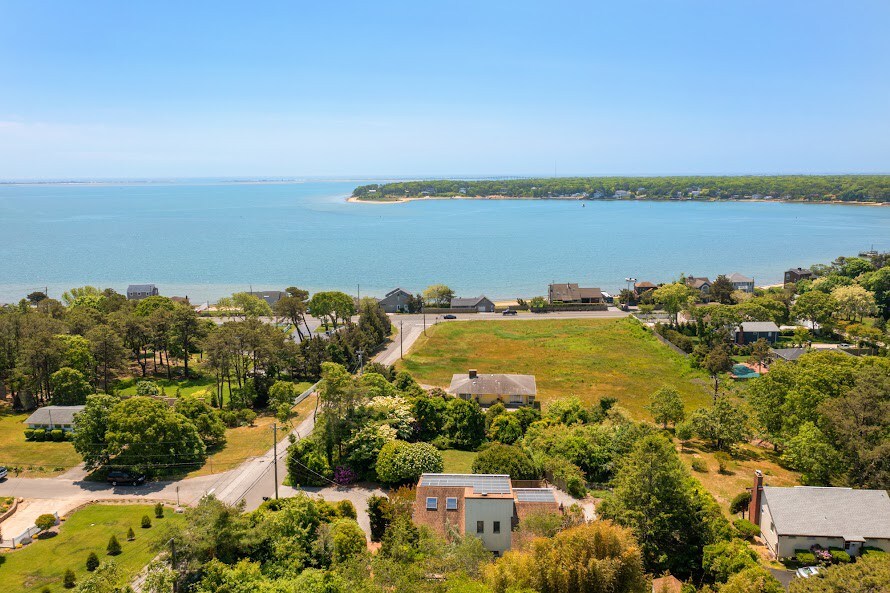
[419,474,511,494]
[514,488,557,503]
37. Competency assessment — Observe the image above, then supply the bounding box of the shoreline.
[347,195,888,206]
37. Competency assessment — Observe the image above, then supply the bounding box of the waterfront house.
[127,284,159,300]
[728,273,755,293]
[25,405,85,432]
[685,277,712,299]
[547,283,604,304]
[378,287,413,313]
[413,473,558,555]
[249,290,287,307]
[733,321,780,344]
[448,370,536,407]
[784,268,814,286]
[749,470,890,558]
[634,281,657,297]
[450,296,495,312]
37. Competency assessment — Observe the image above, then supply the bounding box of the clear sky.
[2,1,889,179]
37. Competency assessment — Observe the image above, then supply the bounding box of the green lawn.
[0,504,183,593]
[441,449,478,474]
[398,317,712,420]
[0,408,76,476]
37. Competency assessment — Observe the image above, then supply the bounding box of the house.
[450,296,495,312]
[634,281,657,297]
[685,277,712,298]
[448,370,536,407]
[378,288,413,313]
[25,405,85,432]
[126,284,159,300]
[652,575,683,593]
[547,283,604,304]
[749,470,890,558]
[770,347,808,362]
[728,273,755,293]
[784,268,814,286]
[413,473,558,555]
[248,290,286,307]
[733,321,780,344]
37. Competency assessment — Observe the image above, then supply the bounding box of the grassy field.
[0,504,183,593]
[441,449,478,474]
[399,317,712,420]
[0,409,76,476]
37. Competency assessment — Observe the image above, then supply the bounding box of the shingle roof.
[771,347,807,362]
[127,284,156,293]
[549,283,603,301]
[448,373,537,396]
[450,296,492,308]
[762,486,890,538]
[740,321,779,333]
[686,277,711,289]
[384,287,411,297]
[25,405,85,426]
[635,281,656,289]
[728,273,753,283]
[419,474,511,494]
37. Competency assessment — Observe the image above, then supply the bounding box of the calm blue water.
[1,181,888,303]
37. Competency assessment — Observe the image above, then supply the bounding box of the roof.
[384,287,411,298]
[685,277,711,289]
[786,267,813,275]
[728,273,753,283]
[740,321,779,333]
[652,575,683,593]
[513,488,557,503]
[762,486,890,538]
[419,474,511,495]
[635,281,656,289]
[448,373,537,396]
[25,405,85,425]
[450,296,492,308]
[127,284,156,293]
[549,283,603,301]
[771,347,807,362]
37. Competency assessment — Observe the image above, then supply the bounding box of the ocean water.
[1,181,888,303]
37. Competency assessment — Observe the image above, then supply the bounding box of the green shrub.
[861,547,887,557]
[335,499,357,519]
[51,429,65,442]
[376,440,444,485]
[238,408,257,426]
[795,550,816,565]
[107,534,122,555]
[329,518,367,563]
[23,429,35,441]
[63,568,76,588]
[35,513,57,531]
[733,518,760,539]
[691,458,708,472]
[220,410,239,427]
[154,502,164,518]
[472,443,540,480]
[136,380,160,396]
[141,515,152,528]
[127,527,135,541]
[33,430,46,442]
[367,495,390,542]
[86,551,100,571]
[828,548,851,563]
[714,452,732,474]
[542,456,587,498]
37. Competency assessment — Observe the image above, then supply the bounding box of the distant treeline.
[352,175,890,202]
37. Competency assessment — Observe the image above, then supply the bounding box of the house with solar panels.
[413,473,559,554]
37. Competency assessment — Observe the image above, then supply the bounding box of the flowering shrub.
[811,545,832,563]
[334,466,357,485]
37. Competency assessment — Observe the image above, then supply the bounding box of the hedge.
[795,550,816,565]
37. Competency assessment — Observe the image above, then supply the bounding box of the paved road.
[375,308,631,365]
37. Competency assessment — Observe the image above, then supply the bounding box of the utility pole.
[169,538,177,593]
[400,320,403,359]
[176,485,180,507]
[357,284,360,303]
[357,349,364,374]
[422,300,426,336]
[273,423,279,499]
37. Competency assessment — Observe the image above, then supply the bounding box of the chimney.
[749,470,764,525]
[468,369,477,379]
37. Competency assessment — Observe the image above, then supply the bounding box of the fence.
[650,329,690,357]
[0,511,59,548]
[293,380,320,406]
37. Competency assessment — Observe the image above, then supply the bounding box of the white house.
[749,470,890,558]
[25,405,85,432]
[727,273,755,293]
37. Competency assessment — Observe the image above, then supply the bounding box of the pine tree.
[141,515,152,528]
[63,568,76,588]
[107,534,122,555]
[127,527,135,541]
[86,551,100,571]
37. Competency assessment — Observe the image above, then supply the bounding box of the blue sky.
[1,1,889,179]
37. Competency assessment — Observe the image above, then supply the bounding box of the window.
[476,521,484,534]
[528,395,535,404]
[493,521,501,534]
[844,541,851,550]
[426,497,438,511]
[446,497,458,510]
[510,394,522,404]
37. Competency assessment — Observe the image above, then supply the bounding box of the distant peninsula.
[350,175,890,204]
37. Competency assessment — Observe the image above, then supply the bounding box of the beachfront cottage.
[413,473,558,555]
[248,290,287,306]
[733,321,780,345]
[728,273,755,293]
[378,287,413,313]
[547,283,604,304]
[448,370,536,407]
[749,470,890,558]
[784,268,814,286]
[25,405,85,432]
[634,281,657,297]
[685,277,712,298]
[126,284,159,300]
[450,296,495,312]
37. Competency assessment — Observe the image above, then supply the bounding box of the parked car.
[502,309,517,316]
[0,466,7,480]
[107,470,146,486]
[795,566,821,579]
[443,314,457,320]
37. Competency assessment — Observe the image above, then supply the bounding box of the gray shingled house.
[448,370,536,407]
[25,405,85,432]
[450,296,495,312]
[379,288,413,313]
[127,284,159,300]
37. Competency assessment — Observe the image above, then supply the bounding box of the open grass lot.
[0,504,183,593]
[441,449,477,474]
[399,317,712,419]
[0,408,75,476]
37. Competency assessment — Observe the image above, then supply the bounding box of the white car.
[796,566,821,579]
[0,466,7,480]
